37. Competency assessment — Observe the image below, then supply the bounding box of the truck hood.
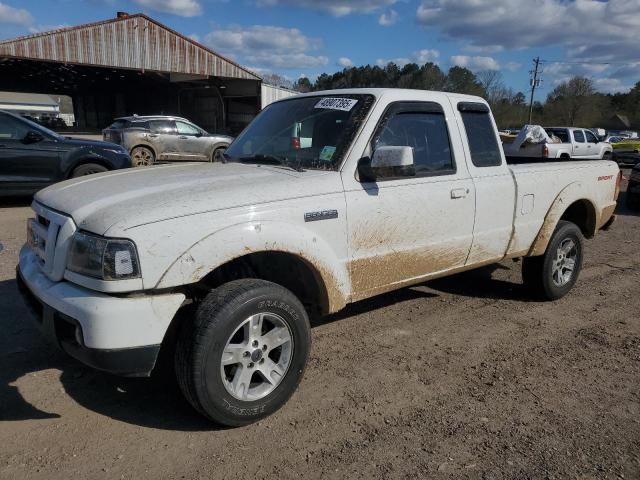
[35,163,342,235]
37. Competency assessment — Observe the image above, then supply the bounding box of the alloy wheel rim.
[132,148,152,166]
[552,238,577,287]
[220,312,293,401]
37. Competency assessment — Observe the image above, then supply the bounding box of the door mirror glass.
[371,146,414,169]
[24,130,44,143]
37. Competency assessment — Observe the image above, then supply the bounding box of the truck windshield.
[224,94,375,171]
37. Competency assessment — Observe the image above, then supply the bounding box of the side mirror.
[371,146,414,169]
[24,131,44,143]
[194,131,203,138]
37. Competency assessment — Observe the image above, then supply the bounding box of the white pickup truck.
[503,126,613,160]
[17,89,620,426]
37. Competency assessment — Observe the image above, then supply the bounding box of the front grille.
[30,203,77,281]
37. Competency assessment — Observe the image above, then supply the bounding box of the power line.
[541,59,640,65]
[528,57,542,124]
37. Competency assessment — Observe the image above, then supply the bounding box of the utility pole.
[528,57,541,125]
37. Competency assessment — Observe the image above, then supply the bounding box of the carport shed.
[0,13,263,135]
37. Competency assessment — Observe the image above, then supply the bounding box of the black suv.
[0,110,131,196]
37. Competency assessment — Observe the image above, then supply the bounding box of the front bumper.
[17,247,185,376]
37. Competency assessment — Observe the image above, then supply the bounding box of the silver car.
[103,115,233,166]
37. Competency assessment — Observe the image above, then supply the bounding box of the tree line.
[264,63,640,130]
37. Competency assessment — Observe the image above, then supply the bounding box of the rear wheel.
[71,163,108,177]
[522,220,584,300]
[131,146,155,167]
[175,279,311,426]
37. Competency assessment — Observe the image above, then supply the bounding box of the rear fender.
[528,182,598,256]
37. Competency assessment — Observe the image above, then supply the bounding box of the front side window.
[573,130,585,143]
[584,130,598,143]
[459,106,502,167]
[374,110,455,176]
[149,120,177,134]
[225,94,375,171]
[0,113,30,140]
[176,121,201,136]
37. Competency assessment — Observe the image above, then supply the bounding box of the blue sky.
[1,0,639,98]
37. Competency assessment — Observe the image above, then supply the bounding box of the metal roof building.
[0,12,263,134]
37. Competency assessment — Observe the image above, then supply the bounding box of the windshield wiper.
[236,154,305,172]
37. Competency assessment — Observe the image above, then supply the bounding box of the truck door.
[584,129,600,158]
[343,98,475,300]
[572,129,588,157]
[450,101,516,265]
[0,113,60,192]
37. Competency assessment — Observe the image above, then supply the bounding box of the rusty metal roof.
[0,14,260,81]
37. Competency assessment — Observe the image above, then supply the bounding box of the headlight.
[67,231,140,280]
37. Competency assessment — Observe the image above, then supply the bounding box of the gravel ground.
[0,171,638,480]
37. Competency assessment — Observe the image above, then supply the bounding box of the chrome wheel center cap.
[250,349,263,363]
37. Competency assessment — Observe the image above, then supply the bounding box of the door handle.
[179,135,189,139]
[148,134,158,138]
[451,188,468,199]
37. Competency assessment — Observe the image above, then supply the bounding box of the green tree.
[444,66,485,96]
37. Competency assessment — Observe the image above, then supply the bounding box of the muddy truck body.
[17,89,620,426]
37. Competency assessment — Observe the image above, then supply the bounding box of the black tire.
[211,147,226,162]
[602,151,612,160]
[71,163,108,177]
[522,220,584,300]
[175,279,311,426]
[627,191,640,209]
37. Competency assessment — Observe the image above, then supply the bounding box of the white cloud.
[416,0,640,62]
[205,25,327,70]
[593,78,632,94]
[451,55,500,71]
[376,49,440,67]
[27,24,69,34]
[257,0,398,16]
[504,61,521,72]
[133,0,202,17]
[337,57,354,68]
[378,9,398,26]
[0,2,33,26]
[415,48,439,63]
[376,57,412,67]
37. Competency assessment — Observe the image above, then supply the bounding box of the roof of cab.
[287,87,487,104]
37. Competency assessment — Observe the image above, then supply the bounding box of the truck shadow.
[0,265,528,431]
[0,278,222,431]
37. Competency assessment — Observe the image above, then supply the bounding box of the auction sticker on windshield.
[315,97,358,111]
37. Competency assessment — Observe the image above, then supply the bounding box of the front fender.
[155,221,350,313]
[528,181,598,256]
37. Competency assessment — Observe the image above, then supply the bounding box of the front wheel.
[211,147,226,162]
[175,279,311,426]
[522,220,584,300]
[71,163,108,177]
[602,151,612,160]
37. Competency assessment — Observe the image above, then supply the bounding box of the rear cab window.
[458,102,502,167]
[573,130,585,143]
[108,119,130,130]
[545,128,569,143]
